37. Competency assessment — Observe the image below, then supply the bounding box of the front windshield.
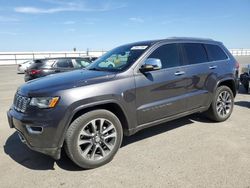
[87,44,149,72]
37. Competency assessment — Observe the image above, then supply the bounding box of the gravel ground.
[0,65,249,188]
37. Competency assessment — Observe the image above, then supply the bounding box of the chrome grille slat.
[13,93,30,113]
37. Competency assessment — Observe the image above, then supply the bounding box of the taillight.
[29,69,41,75]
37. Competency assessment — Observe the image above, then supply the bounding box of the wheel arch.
[62,100,131,141]
[216,78,237,97]
[58,101,131,149]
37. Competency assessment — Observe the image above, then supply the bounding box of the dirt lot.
[0,65,249,188]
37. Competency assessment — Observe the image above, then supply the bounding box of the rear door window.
[182,43,208,64]
[205,44,228,61]
[29,60,45,69]
[148,43,181,69]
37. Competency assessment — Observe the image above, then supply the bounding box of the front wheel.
[65,110,123,169]
[205,86,234,122]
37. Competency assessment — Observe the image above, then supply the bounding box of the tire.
[65,109,123,169]
[205,86,234,122]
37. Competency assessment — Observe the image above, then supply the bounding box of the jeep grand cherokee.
[7,37,238,169]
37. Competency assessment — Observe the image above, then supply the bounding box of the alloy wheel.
[77,118,117,161]
[216,90,232,118]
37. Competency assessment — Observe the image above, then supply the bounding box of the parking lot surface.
[0,65,249,188]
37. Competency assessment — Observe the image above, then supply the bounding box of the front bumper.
[7,108,63,160]
[240,74,250,82]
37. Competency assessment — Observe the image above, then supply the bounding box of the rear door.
[135,43,189,125]
[180,43,212,110]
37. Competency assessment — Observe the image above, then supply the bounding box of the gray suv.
[7,38,239,169]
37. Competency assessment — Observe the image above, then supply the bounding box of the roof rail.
[166,37,214,41]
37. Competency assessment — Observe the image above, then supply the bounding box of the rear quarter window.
[205,44,228,61]
[42,59,56,68]
[29,60,44,69]
[182,43,208,64]
[55,59,73,68]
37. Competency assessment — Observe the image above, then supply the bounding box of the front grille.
[13,93,30,113]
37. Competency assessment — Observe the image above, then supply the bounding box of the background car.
[240,64,250,92]
[24,57,93,82]
[17,60,33,73]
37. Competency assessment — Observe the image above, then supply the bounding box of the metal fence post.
[14,54,17,64]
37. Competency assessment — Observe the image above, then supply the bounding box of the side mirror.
[140,58,162,72]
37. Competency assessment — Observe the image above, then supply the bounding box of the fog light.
[25,125,43,134]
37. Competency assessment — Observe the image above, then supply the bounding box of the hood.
[18,69,116,96]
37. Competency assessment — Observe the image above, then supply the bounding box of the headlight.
[30,97,59,108]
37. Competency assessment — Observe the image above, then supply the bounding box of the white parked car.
[17,60,33,73]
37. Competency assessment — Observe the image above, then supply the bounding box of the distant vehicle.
[240,64,250,92]
[24,57,93,82]
[17,60,33,73]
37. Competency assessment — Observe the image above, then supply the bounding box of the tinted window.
[55,59,73,68]
[148,44,180,69]
[182,43,208,64]
[205,44,228,61]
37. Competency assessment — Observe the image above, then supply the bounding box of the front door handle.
[209,65,217,70]
[175,71,185,76]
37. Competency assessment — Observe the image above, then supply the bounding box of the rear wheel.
[65,110,123,169]
[206,86,234,122]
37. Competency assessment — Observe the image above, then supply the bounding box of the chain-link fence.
[229,49,250,56]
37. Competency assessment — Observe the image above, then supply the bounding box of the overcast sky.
[0,0,249,51]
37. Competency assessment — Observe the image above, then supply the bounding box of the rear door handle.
[174,71,185,76]
[209,65,217,70]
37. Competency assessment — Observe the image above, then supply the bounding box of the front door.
[135,43,188,125]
